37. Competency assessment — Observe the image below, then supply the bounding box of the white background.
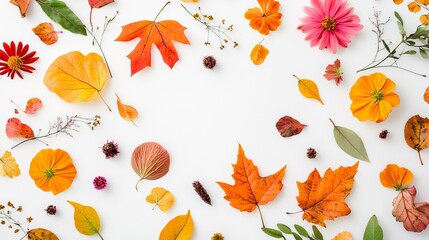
[1,0,429,239]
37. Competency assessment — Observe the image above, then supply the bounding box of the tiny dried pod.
[131,142,170,190]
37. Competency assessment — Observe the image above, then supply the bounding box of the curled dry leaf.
[293,75,324,105]
[0,151,20,178]
[131,142,170,190]
[6,117,34,138]
[116,93,138,124]
[146,187,174,212]
[43,51,111,111]
[392,186,429,232]
[88,0,114,8]
[404,114,429,165]
[67,200,102,237]
[332,231,352,240]
[250,43,269,65]
[27,228,59,240]
[276,116,306,137]
[10,0,30,17]
[32,23,59,45]
[159,210,193,240]
[25,98,42,114]
[379,164,413,190]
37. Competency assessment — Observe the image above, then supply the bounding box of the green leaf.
[397,22,406,36]
[277,224,293,234]
[331,120,369,162]
[402,50,417,55]
[406,41,416,46]
[394,11,403,25]
[262,228,284,238]
[294,225,309,237]
[420,48,428,59]
[363,215,383,240]
[293,233,303,240]
[382,40,390,53]
[312,226,324,240]
[36,0,86,35]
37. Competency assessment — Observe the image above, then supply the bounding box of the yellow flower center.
[372,91,383,102]
[321,17,337,31]
[7,56,23,71]
[44,169,55,179]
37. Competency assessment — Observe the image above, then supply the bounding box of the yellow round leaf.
[250,44,269,65]
[146,187,175,212]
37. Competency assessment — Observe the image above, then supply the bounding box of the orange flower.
[349,72,400,123]
[244,0,282,35]
[29,149,77,195]
[417,0,429,5]
[379,164,413,190]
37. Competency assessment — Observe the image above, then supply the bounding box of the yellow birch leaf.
[146,187,174,212]
[332,231,353,240]
[44,51,111,111]
[27,228,59,240]
[116,93,138,124]
[67,200,102,237]
[294,75,324,105]
[159,210,193,240]
[250,43,269,65]
[32,23,59,45]
[0,151,20,178]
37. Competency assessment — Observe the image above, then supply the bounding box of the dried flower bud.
[211,233,224,240]
[379,130,389,139]
[203,56,216,69]
[192,181,212,205]
[26,217,33,223]
[102,141,120,159]
[93,176,107,190]
[307,147,317,159]
[45,205,56,215]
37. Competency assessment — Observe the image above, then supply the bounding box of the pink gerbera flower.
[298,0,363,53]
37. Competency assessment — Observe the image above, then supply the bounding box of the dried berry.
[203,56,216,69]
[102,140,120,159]
[45,205,56,215]
[93,176,107,190]
[379,130,389,139]
[211,232,224,240]
[307,147,317,159]
[192,181,212,205]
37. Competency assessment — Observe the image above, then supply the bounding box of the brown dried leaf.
[404,114,429,165]
[276,116,306,137]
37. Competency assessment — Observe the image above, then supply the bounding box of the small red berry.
[307,148,317,159]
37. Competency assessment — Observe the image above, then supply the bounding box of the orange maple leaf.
[244,0,282,35]
[292,162,359,227]
[217,144,286,216]
[115,2,190,76]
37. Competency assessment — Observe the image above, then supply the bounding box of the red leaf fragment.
[6,117,34,138]
[276,116,306,137]
[324,59,343,86]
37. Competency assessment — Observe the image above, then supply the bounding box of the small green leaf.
[397,22,406,36]
[293,233,303,240]
[36,0,86,35]
[382,40,390,53]
[312,226,324,240]
[394,11,403,25]
[294,225,309,237]
[420,48,428,59]
[363,215,383,240]
[277,224,293,234]
[331,120,369,162]
[406,41,416,46]
[262,228,284,238]
[402,50,417,55]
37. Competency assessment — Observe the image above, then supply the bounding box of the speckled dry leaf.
[250,43,269,65]
[24,98,42,114]
[10,0,29,17]
[32,23,59,45]
[67,200,102,237]
[116,93,138,124]
[6,117,34,138]
[276,115,306,137]
[159,210,193,240]
[404,114,429,165]
[43,51,110,111]
[146,187,174,212]
[294,75,324,105]
[0,151,20,178]
[27,228,59,240]
[295,162,359,227]
[131,142,170,190]
[332,231,352,240]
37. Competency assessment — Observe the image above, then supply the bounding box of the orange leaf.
[294,162,359,227]
[404,114,429,165]
[5,117,34,138]
[115,3,190,76]
[116,94,138,124]
[27,228,59,240]
[332,231,352,240]
[379,164,413,190]
[24,98,42,114]
[10,0,29,17]
[217,144,286,212]
[250,43,269,65]
[424,86,429,104]
[294,75,324,105]
[244,0,282,35]
[88,0,114,8]
[32,23,59,45]
[408,2,421,12]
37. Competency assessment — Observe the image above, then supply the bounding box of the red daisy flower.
[0,41,39,79]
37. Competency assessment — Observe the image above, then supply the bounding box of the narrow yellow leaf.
[294,75,324,105]
[116,93,138,124]
[250,43,269,65]
[159,210,193,240]
[67,200,102,237]
[0,151,20,178]
[146,187,174,212]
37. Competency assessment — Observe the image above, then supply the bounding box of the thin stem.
[84,26,113,78]
[358,65,427,77]
[418,150,424,166]
[98,93,112,112]
[11,124,68,149]
[90,7,95,45]
[154,1,171,22]
[256,204,266,228]
[286,210,304,215]
[97,232,104,240]
[135,178,144,191]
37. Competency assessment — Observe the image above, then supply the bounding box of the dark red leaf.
[276,116,306,137]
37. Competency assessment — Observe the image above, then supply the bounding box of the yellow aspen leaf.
[250,43,269,65]
[293,75,324,105]
[67,200,103,238]
[0,151,20,178]
[27,228,59,240]
[408,2,421,12]
[159,210,193,240]
[43,51,111,111]
[332,231,353,240]
[32,23,60,45]
[116,93,138,124]
[146,187,174,212]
